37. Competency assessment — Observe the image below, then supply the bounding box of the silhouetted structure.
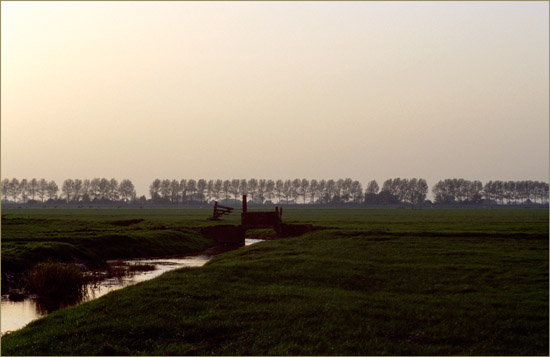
[240,195,282,231]
[208,202,234,220]
[203,196,319,242]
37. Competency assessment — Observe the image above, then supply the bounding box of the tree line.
[432,179,549,205]
[1,178,137,204]
[364,178,429,205]
[148,178,365,204]
[1,177,548,206]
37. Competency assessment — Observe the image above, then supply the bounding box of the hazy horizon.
[2,1,548,198]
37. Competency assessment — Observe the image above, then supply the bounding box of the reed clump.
[27,261,88,298]
[127,263,155,272]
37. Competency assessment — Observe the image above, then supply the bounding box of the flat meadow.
[1,207,548,355]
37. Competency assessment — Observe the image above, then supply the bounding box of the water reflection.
[35,296,82,315]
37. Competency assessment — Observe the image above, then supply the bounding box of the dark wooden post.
[211,202,219,220]
[242,195,247,213]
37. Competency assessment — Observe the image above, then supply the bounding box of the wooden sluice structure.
[240,195,282,232]
[208,195,282,229]
[204,195,312,244]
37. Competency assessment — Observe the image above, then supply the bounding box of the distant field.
[1,208,548,355]
[3,206,548,231]
[2,207,547,274]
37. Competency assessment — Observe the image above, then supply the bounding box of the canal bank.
[1,239,262,335]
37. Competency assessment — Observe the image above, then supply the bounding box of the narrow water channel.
[1,239,262,335]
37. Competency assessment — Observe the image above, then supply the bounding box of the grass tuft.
[27,260,88,298]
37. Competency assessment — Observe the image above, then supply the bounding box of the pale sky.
[2,1,548,197]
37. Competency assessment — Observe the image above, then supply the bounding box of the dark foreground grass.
[1,208,548,355]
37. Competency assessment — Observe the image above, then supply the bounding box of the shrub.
[27,261,87,298]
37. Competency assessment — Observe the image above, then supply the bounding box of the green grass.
[1,209,218,272]
[1,208,548,355]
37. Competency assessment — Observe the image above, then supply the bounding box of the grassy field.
[1,208,548,355]
[1,209,219,273]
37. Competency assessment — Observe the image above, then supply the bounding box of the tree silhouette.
[8,178,20,202]
[1,178,9,201]
[28,178,39,201]
[119,179,136,202]
[46,180,58,200]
